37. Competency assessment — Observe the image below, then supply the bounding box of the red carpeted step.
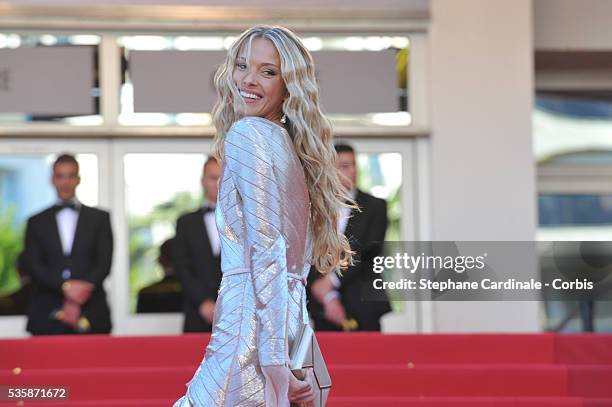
[0,334,210,369]
[327,396,587,406]
[583,400,612,407]
[0,333,558,369]
[22,399,174,406]
[567,365,612,397]
[554,334,612,365]
[329,364,570,397]
[19,397,612,407]
[1,364,584,399]
[318,333,556,365]
[1,366,192,400]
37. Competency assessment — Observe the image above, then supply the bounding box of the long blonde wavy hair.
[212,25,355,274]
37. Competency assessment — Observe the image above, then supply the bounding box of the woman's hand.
[261,365,315,406]
[289,368,316,405]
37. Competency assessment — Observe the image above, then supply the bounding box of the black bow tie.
[203,206,215,214]
[55,202,78,211]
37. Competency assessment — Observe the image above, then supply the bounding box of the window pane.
[539,194,612,226]
[118,34,410,128]
[534,92,612,163]
[124,153,207,313]
[0,33,102,126]
[356,152,402,312]
[538,193,612,332]
[356,152,402,241]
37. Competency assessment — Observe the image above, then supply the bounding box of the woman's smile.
[233,37,287,123]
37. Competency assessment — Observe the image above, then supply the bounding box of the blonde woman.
[174,25,353,407]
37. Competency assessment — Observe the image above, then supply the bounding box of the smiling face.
[232,37,287,124]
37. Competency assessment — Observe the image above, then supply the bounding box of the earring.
[280,114,287,124]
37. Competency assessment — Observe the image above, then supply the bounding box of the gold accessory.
[341,318,358,331]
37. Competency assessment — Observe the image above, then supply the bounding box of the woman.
[174,25,354,407]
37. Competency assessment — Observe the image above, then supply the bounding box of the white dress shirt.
[329,189,357,292]
[338,205,351,235]
[55,199,80,280]
[337,189,357,234]
[203,206,221,257]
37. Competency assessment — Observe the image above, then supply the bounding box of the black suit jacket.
[22,204,113,335]
[173,209,222,332]
[308,189,391,331]
[136,274,182,313]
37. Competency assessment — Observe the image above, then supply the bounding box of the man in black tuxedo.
[308,144,391,331]
[22,154,113,335]
[174,157,222,332]
[136,238,182,313]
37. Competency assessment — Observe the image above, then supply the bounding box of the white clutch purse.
[289,323,331,407]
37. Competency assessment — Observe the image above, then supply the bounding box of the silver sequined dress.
[174,117,313,406]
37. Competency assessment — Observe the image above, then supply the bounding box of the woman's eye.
[236,63,247,70]
[263,70,276,76]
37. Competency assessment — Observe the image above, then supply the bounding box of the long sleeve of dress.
[224,118,289,367]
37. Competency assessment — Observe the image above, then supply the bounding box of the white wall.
[428,0,539,332]
[535,0,612,50]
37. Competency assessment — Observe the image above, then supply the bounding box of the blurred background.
[1,0,612,337]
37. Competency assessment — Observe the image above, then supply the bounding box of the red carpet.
[1,333,611,406]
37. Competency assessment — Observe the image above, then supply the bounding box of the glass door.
[111,139,213,335]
